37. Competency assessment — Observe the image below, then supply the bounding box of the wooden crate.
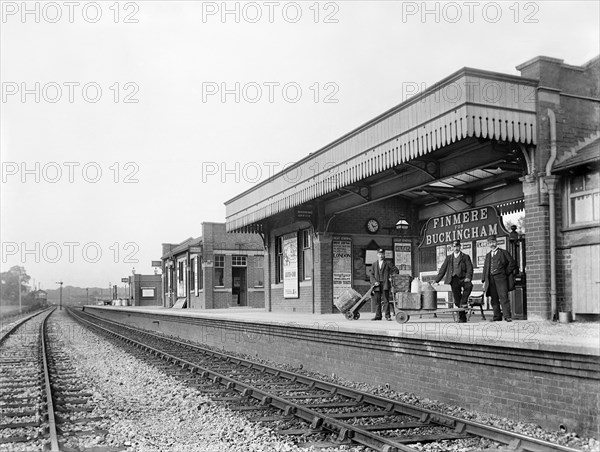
[395,292,421,310]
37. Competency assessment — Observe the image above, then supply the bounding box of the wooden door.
[572,245,600,314]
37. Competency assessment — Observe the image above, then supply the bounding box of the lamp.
[395,218,409,230]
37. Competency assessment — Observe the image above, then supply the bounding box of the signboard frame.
[283,232,299,299]
[332,236,353,302]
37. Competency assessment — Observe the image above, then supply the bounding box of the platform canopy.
[226,68,537,232]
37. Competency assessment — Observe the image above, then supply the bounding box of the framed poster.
[436,245,447,269]
[283,232,298,298]
[365,249,379,264]
[497,236,507,250]
[461,242,473,261]
[393,242,412,276]
[332,236,352,302]
[476,239,489,267]
[141,287,155,298]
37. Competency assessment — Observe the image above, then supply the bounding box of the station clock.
[366,218,380,234]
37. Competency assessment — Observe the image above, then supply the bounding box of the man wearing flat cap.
[482,235,517,322]
[433,240,473,322]
[369,249,398,321]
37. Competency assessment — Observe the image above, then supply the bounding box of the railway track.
[69,308,583,452]
[0,308,125,451]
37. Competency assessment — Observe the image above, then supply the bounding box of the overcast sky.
[1,1,598,291]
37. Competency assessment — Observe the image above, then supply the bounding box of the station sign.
[419,206,507,248]
[295,206,314,222]
[151,260,162,267]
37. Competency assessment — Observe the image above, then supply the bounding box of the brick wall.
[88,307,600,438]
[202,222,266,309]
[267,198,414,313]
[517,55,599,319]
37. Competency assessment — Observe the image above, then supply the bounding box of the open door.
[232,267,247,306]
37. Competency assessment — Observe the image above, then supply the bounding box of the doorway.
[232,267,247,306]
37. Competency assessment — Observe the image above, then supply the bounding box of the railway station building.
[225,55,600,321]
[126,273,163,307]
[161,222,265,309]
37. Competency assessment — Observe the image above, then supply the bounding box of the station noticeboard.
[332,236,352,302]
[282,232,298,299]
[393,241,412,276]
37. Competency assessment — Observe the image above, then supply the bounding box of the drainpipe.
[545,109,558,321]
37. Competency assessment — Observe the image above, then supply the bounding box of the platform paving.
[88,305,600,356]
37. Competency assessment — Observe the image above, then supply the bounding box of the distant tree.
[504,213,525,234]
[0,266,31,303]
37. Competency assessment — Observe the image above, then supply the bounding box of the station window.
[214,254,225,287]
[253,255,264,287]
[300,229,313,281]
[197,258,203,291]
[178,261,184,282]
[275,236,283,284]
[232,255,247,267]
[190,257,195,292]
[568,169,600,226]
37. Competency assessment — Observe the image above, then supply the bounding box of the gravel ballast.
[29,310,599,452]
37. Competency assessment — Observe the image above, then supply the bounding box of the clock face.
[366,218,379,234]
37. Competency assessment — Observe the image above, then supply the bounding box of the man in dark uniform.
[482,235,517,322]
[370,249,398,321]
[433,240,473,323]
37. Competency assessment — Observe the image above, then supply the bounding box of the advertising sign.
[332,236,352,302]
[283,233,298,298]
[393,242,412,275]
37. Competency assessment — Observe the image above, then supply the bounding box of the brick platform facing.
[86,307,600,438]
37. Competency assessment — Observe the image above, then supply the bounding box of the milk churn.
[421,282,437,310]
[410,277,422,293]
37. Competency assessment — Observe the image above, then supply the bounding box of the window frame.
[275,236,283,284]
[567,168,600,227]
[253,254,264,288]
[300,229,313,281]
[214,254,225,287]
[232,255,247,267]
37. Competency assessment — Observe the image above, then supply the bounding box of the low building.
[161,222,265,309]
[127,273,163,307]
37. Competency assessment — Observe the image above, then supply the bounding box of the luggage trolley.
[334,285,376,320]
[391,275,469,323]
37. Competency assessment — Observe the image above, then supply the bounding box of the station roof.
[225,67,538,232]
[161,237,202,259]
[553,133,600,172]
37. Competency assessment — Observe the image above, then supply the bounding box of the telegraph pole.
[56,281,63,310]
[17,270,22,313]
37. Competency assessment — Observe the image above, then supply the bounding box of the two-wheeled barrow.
[334,285,376,320]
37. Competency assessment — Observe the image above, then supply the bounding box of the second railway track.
[68,307,584,452]
[0,308,127,452]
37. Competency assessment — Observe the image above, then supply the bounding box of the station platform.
[85,305,599,356]
[83,305,600,438]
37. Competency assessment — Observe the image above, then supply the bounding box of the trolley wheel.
[344,311,355,320]
[395,311,410,324]
[353,312,360,320]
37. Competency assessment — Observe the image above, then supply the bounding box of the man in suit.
[433,240,473,323]
[482,235,517,322]
[370,249,398,321]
